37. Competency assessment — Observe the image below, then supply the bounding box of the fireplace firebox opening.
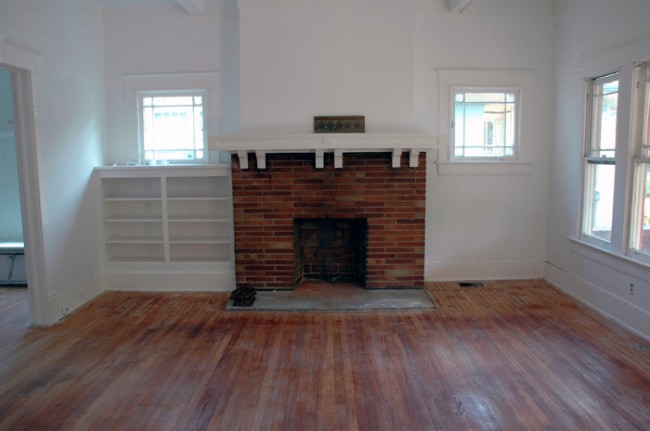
[293,218,368,287]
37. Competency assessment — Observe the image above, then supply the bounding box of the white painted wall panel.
[0,0,106,323]
[546,0,650,338]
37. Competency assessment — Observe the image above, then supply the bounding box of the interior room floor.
[0,280,649,430]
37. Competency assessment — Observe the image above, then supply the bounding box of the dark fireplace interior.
[293,218,368,287]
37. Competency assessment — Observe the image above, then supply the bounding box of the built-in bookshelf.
[95,165,234,291]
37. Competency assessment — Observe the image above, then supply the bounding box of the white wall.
[0,0,106,324]
[416,1,554,281]
[546,0,650,339]
[103,2,239,165]
[0,68,23,242]
[238,0,555,281]
[239,0,415,133]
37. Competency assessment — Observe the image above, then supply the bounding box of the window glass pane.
[152,96,194,107]
[590,77,618,157]
[583,163,615,242]
[140,92,205,163]
[630,164,650,254]
[643,80,650,157]
[453,90,517,159]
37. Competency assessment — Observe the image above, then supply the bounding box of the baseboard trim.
[425,259,544,281]
[544,262,650,341]
[47,275,104,324]
[102,271,235,292]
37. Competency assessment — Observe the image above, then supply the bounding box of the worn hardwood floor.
[0,280,649,430]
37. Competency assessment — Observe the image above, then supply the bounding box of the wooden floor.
[0,281,649,430]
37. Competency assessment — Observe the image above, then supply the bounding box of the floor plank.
[0,280,649,430]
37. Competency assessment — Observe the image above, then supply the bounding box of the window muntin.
[138,91,206,164]
[451,88,519,160]
[629,63,650,260]
[582,73,619,243]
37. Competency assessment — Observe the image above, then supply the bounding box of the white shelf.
[105,217,163,223]
[97,166,234,266]
[105,237,165,244]
[168,217,231,223]
[169,237,231,244]
[103,197,162,202]
[167,196,230,202]
[107,256,165,263]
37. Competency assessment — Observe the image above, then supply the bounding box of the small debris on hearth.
[230,285,257,306]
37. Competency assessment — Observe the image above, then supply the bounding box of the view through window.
[139,91,206,164]
[452,89,519,159]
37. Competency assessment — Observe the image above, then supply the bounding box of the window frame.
[628,62,650,264]
[435,68,535,176]
[120,71,221,166]
[450,86,521,162]
[580,72,620,248]
[136,89,208,165]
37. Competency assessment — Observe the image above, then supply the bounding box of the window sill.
[567,236,650,281]
[435,160,533,176]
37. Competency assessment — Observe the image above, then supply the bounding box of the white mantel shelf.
[209,133,437,169]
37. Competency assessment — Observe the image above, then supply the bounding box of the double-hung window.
[629,63,650,261]
[138,90,206,164]
[581,73,619,244]
[451,88,520,160]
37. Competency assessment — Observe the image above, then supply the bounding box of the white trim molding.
[435,68,537,176]
[210,133,437,169]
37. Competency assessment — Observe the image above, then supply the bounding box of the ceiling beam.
[448,0,475,13]
[176,0,208,15]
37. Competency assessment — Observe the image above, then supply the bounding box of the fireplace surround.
[213,133,435,290]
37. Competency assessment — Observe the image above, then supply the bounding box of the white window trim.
[435,68,535,176]
[122,71,220,165]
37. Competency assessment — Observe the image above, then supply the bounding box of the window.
[138,91,206,164]
[451,88,519,160]
[581,73,619,244]
[629,63,650,261]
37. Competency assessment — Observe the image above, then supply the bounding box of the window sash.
[628,63,650,262]
[586,73,619,158]
[581,72,619,244]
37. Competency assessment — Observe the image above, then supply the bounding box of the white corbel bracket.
[334,149,344,169]
[255,150,267,170]
[315,149,325,169]
[392,149,403,168]
[409,150,421,168]
[237,150,249,170]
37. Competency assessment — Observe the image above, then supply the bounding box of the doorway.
[0,67,27,287]
[0,62,47,325]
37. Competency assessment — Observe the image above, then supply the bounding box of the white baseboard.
[47,274,104,324]
[544,262,650,341]
[102,271,235,292]
[425,259,544,281]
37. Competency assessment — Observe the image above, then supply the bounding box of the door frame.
[1,42,50,325]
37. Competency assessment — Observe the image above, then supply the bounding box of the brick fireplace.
[230,150,427,290]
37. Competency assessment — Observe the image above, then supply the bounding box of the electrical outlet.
[61,306,69,315]
[629,283,635,296]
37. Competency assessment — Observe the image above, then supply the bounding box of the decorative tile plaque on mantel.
[314,115,365,133]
